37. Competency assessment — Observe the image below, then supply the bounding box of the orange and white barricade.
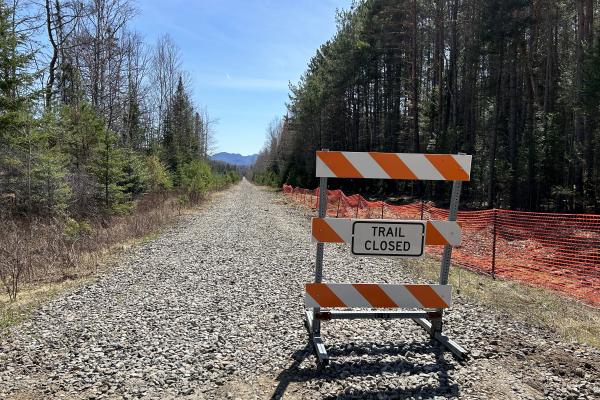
[304,150,471,366]
[311,217,462,247]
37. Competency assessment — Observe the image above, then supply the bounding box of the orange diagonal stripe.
[424,154,469,181]
[405,285,449,308]
[425,221,448,246]
[317,151,363,178]
[306,284,346,307]
[352,284,397,308]
[312,218,344,243]
[370,152,418,180]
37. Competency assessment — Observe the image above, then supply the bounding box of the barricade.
[283,185,600,307]
[303,151,472,366]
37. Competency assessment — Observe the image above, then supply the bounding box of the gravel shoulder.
[0,180,598,399]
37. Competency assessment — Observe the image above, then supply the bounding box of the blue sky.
[132,0,352,156]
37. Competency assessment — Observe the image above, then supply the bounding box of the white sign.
[351,220,425,257]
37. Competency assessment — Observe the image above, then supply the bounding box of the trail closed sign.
[351,220,425,257]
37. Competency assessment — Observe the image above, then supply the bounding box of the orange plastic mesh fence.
[282,184,600,307]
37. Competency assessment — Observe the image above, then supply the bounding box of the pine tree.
[162,77,197,171]
[28,112,71,216]
[123,88,145,150]
[59,103,105,215]
[90,127,129,214]
[0,0,49,214]
[193,111,204,158]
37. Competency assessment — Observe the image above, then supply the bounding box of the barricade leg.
[418,179,467,360]
[412,316,468,359]
[307,176,329,365]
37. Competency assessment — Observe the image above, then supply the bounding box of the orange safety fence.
[283,184,600,307]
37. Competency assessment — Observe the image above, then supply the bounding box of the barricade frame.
[304,150,470,366]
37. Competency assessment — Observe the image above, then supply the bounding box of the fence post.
[356,201,359,218]
[381,203,384,219]
[420,199,424,220]
[336,197,341,217]
[491,209,497,279]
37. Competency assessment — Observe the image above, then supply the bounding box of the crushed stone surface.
[1,180,598,399]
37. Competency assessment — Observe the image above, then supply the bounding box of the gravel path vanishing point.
[1,179,599,400]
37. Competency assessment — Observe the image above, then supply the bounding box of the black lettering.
[365,240,372,250]
[372,227,378,236]
[380,241,387,250]
[396,241,403,251]
[378,227,386,236]
[404,241,410,251]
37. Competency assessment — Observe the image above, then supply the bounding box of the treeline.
[0,0,239,219]
[253,0,600,212]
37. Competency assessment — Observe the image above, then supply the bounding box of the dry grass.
[0,278,93,330]
[401,255,600,349]
[0,194,180,298]
[0,192,214,331]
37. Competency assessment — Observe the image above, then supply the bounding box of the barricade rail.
[283,184,600,307]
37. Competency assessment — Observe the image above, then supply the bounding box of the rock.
[1,181,599,399]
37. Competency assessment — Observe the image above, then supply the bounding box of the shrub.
[253,171,279,186]
[179,160,213,202]
[64,217,92,241]
[121,150,149,199]
[145,155,173,193]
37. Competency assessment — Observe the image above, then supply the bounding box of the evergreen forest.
[252,0,600,212]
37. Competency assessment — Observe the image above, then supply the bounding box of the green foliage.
[145,155,173,192]
[123,93,145,150]
[28,113,71,216]
[224,170,241,185]
[60,103,104,169]
[0,0,38,146]
[1,108,71,216]
[0,0,50,214]
[253,171,279,187]
[64,217,92,240]
[178,159,241,202]
[178,160,213,202]
[210,169,241,190]
[121,150,149,199]
[89,128,131,214]
[162,77,199,171]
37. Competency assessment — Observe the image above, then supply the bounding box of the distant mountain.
[210,152,258,167]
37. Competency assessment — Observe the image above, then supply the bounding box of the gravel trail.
[1,180,599,399]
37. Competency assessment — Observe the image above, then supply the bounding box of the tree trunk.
[410,0,420,153]
[488,43,505,209]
